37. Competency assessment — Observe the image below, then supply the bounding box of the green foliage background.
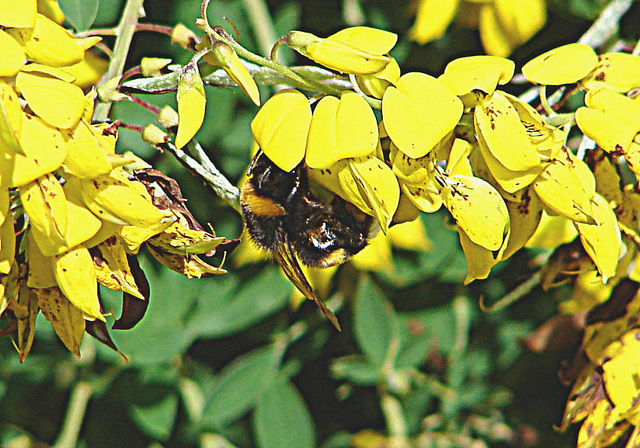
[2,0,639,446]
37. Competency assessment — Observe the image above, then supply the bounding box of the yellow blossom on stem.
[251,89,311,172]
[306,91,378,169]
[285,27,395,75]
[382,72,462,159]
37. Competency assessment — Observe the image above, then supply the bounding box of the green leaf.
[200,344,280,429]
[186,266,292,338]
[354,276,398,368]
[58,0,99,31]
[331,357,381,386]
[107,259,201,364]
[130,390,179,441]
[253,376,316,448]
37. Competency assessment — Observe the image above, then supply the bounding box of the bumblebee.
[240,151,375,329]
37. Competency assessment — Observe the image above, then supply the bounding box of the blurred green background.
[3,0,639,446]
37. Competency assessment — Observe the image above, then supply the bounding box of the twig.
[163,141,241,211]
[76,23,173,38]
[240,0,279,59]
[52,382,94,448]
[380,394,411,448]
[578,0,633,48]
[519,0,634,105]
[93,0,146,122]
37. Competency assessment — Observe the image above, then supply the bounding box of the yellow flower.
[286,26,396,75]
[382,72,463,159]
[409,0,546,57]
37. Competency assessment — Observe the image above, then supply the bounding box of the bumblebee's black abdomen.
[289,196,373,268]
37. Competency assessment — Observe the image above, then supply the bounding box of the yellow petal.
[582,53,640,93]
[63,50,109,90]
[342,156,400,231]
[175,63,206,149]
[501,91,565,159]
[251,89,311,172]
[533,158,596,224]
[209,42,260,106]
[575,107,637,155]
[470,140,542,194]
[388,218,431,252]
[478,3,515,57]
[61,120,113,178]
[19,174,68,256]
[93,236,144,299]
[355,57,401,99]
[15,70,85,129]
[382,72,462,158]
[501,188,543,260]
[492,0,546,46]
[522,43,598,85]
[474,91,541,172]
[351,232,393,272]
[0,213,16,274]
[327,26,398,55]
[458,227,497,284]
[54,246,103,320]
[0,0,37,27]
[574,194,621,281]
[62,184,102,249]
[306,92,378,169]
[0,81,24,155]
[37,0,66,24]
[287,30,391,75]
[401,183,443,213]
[149,222,225,255]
[36,287,85,358]
[0,29,26,77]
[76,172,175,232]
[526,212,577,249]
[601,330,640,412]
[439,55,514,96]
[391,148,432,187]
[441,174,510,251]
[8,14,84,67]
[409,0,459,44]
[1,113,67,188]
[26,233,57,288]
[147,244,226,278]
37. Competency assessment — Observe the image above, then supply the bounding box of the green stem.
[240,0,279,59]
[200,0,341,95]
[380,394,410,448]
[93,0,146,122]
[200,433,239,448]
[52,382,94,448]
[166,140,241,211]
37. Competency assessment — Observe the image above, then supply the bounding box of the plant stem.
[241,0,279,59]
[93,0,146,122]
[380,394,411,448]
[76,23,173,38]
[200,0,341,95]
[52,382,93,448]
[164,141,241,211]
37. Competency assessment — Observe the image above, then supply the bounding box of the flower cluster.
[239,28,640,443]
[0,2,232,361]
[249,28,631,287]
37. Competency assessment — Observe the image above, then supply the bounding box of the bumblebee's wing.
[274,229,341,330]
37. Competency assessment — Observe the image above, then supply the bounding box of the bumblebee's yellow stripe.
[240,182,287,217]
